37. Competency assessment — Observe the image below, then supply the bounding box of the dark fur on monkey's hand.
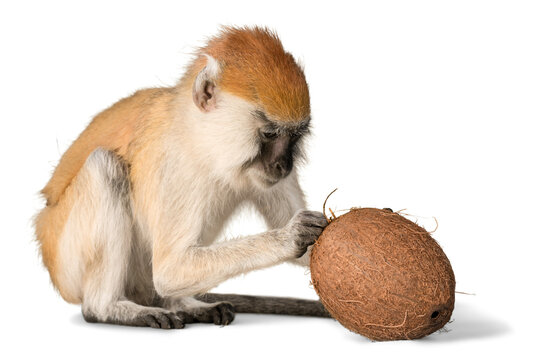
[285,210,328,258]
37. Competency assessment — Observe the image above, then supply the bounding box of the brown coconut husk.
[310,208,455,341]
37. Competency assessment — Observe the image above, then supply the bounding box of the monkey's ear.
[192,55,221,112]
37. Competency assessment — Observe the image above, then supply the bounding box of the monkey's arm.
[152,210,326,298]
[195,293,330,317]
[252,173,313,266]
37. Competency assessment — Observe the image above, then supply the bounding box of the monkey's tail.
[195,293,331,318]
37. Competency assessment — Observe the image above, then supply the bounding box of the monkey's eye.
[290,132,302,141]
[259,129,278,141]
[290,127,309,142]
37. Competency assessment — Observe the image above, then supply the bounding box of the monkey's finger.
[155,313,173,329]
[300,221,327,229]
[299,214,328,228]
[212,307,222,325]
[143,314,161,328]
[218,303,235,325]
[302,226,326,236]
[168,313,185,329]
[181,311,198,324]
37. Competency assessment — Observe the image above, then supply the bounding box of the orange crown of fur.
[189,26,310,123]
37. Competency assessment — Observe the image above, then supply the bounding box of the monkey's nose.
[274,162,286,176]
[272,161,291,178]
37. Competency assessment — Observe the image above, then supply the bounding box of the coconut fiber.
[310,208,455,341]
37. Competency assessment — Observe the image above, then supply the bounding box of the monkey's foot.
[180,302,236,326]
[137,309,186,329]
[83,306,186,329]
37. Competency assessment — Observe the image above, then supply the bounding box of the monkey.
[34,26,330,329]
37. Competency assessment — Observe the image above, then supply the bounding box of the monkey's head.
[183,26,311,189]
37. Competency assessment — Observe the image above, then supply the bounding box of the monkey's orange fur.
[36,27,310,302]
[184,26,310,122]
[37,88,177,301]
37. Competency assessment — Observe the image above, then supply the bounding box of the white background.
[1,0,541,359]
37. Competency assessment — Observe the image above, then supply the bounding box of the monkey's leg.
[65,149,185,329]
[195,293,331,318]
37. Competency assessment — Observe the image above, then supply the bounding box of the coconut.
[310,208,455,341]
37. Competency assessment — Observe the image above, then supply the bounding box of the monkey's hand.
[282,210,328,258]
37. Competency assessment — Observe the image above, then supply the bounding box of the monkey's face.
[189,44,311,190]
[249,110,310,187]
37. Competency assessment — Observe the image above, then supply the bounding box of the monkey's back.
[35,86,177,301]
